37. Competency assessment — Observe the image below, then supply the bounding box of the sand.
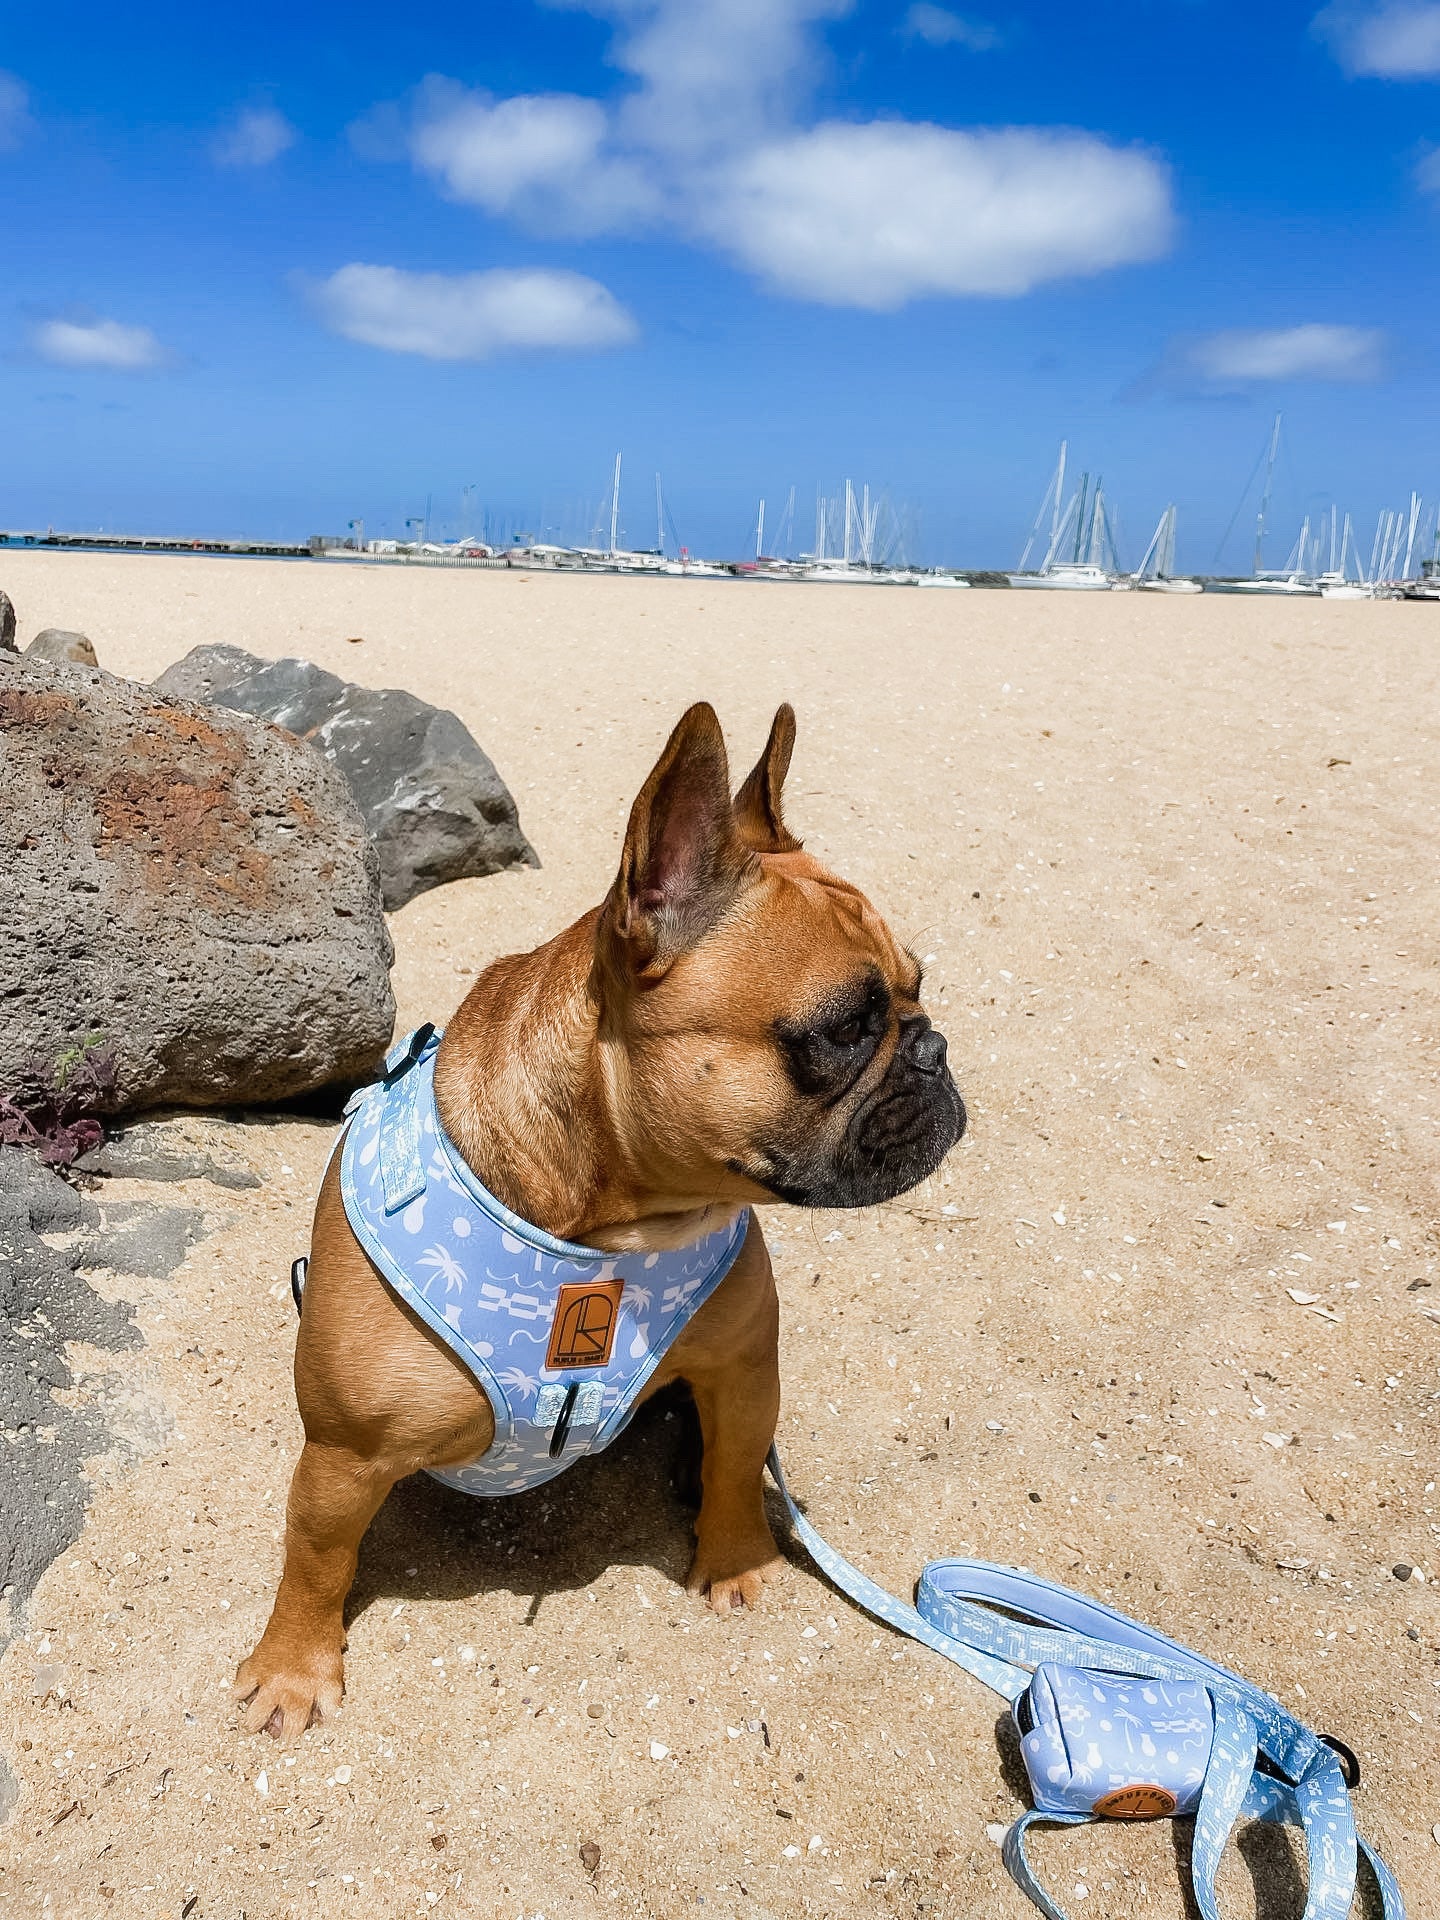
[0,551,1436,1920]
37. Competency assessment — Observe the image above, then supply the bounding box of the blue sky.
[3,1,1439,567]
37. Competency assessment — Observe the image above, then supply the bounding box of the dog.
[237,702,965,1738]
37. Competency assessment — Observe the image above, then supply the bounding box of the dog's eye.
[830,1017,865,1049]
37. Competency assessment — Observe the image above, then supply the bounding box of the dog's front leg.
[236,1441,395,1740]
[670,1229,786,1614]
[685,1372,785,1613]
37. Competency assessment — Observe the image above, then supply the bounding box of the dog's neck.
[432,912,737,1253]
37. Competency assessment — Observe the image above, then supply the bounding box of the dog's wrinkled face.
[593,703,965,1214]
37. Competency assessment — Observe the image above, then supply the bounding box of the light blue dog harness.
[321,1026,1404,1919]
[336,1026,748,1495]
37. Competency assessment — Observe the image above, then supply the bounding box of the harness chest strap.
[335,1027,749,1498]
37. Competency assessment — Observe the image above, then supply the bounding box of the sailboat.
[1133,505,1201,592]
[1313,509,1374,598]
[1400,505,1440,599]
[1008,445,1120,589]
[800,481,926,583]
[1209,415,1319,595]
[569,453,666,572]
[1215,510,1319,594]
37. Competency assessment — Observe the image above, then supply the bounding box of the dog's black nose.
[905,1019,949,1076]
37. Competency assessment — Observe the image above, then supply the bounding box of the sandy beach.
[1,550,1437,1920]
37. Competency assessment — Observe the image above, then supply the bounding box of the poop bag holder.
[766,1447,1405,1920]
[1015,1663,1210,1820]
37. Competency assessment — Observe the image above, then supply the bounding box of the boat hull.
[1007,572,1115,591]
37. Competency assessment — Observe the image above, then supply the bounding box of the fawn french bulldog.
[238,702,964,1737]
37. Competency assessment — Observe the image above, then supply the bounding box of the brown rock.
[0,590,15,652]
[0,653,394,1112]
[26,629,99,668]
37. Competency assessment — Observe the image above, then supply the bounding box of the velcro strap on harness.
[378,1024,438,1214]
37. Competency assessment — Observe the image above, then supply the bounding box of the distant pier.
[0,529,318,559]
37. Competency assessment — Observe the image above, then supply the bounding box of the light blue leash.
[766,1448,1405,1920]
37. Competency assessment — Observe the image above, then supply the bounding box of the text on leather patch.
[546,1279,625,1370]
[1092,1784,1177,1820]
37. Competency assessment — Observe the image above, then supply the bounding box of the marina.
[7,422,1437,597]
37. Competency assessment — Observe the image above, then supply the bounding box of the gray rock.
[0,1147,99,1237]
[0,652,394,1112]
[152,641,256,705]
[0,590,14,651]
[0,1144,231,1740]
[75,1121,260,1188]
[154,644,538,910]
[27,627,98,667]
[0,1149,138,1626]
[83,1200,208,1278]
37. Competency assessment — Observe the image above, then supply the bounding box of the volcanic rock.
[0,653,394,1112]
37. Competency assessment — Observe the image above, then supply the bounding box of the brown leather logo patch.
[546,1279,624,1370]
[1092,1784,1177,1821]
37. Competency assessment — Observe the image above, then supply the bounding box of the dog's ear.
[604,703,751,976]
[733,703,801,854]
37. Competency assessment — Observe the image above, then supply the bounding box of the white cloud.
[1313,3,1440,76]
[351,4,1178,312]
[1416,145,1440,188]
[1186,324,1385,385]
[708,121,1172,307]
[903,5,1001,50]
[32,317,169,370]
[0,70,33,151]
[212,106,297,167]
[606,0,850,159]
[307,263,638,360]
[402,80,658,233]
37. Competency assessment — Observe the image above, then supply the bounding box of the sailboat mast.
[655,473,664,556]
[1051,441,1067,555]
[1134,508,1165,583]
[1402,491,1420,580]
[755,497,766,562]
[779,484,796,559]
[609,452,622,557]
[1072,474,1089,564]
[1254,412,1281,575]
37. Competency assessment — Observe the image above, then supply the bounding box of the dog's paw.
[235,1635,343,1742]
[685,1543,786,1616]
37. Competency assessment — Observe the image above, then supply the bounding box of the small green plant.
[0,1037,118,1167]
